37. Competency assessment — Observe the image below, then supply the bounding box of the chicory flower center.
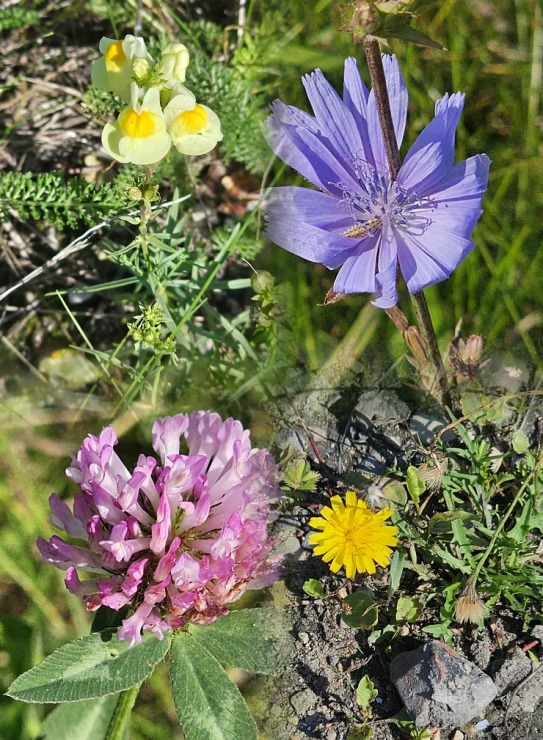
[341,161,429,239]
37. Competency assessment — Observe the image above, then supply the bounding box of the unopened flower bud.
[131,56,151,82]
[158,43,190,85]
[251,270,275,294]
[342,1,380,43]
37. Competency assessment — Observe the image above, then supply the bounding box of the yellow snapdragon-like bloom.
[101,84,171,165]
[164,85,222,156]
[308,491,398,579]
[157,43,190,87]
[91,35,152,102]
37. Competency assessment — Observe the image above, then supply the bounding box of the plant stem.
[471,456,542,582]
[105,685,140,740]
[363,38,401,180]
[363,37,451,408]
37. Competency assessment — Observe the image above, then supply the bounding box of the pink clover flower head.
[264,55,491,308]
[37,412,283,646]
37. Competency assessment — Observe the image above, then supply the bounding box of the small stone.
[290,688,318,715]
[490,647,532,695]
[390,640,498,728]
[298,631,310,645]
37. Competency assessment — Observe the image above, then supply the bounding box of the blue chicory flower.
[264,55,490,308]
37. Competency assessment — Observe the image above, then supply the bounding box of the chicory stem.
[363,37,451,408]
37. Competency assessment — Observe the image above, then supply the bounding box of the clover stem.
[363,37,451,408]
[105,685,140,740]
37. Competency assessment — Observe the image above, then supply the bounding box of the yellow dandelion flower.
[308,491,398,579]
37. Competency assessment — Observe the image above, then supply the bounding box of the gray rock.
[491,647,532,695]
[390,640,498,728]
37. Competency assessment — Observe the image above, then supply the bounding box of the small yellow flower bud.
[158,43,190,86]
[131,57,151,82]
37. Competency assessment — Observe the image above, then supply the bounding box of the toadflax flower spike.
[264,55,490,308]
[37,412,283,646]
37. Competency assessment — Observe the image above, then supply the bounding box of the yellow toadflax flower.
[308,491,398,579]
[91,35,152,102]
[101,84,171,166]
[164,85,223,156]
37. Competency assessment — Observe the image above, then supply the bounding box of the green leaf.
[189,608,282,676]
[355,675,378,710]
[341,592,378,629]
[512,429,530,454]
[421,622,454,640]
[303,579,326,599]
[382,480,407,507]
[379,14,444,49]
[507,498,535,542]
[406,466,425,503]
[430,546,472,573]
[40,695,121,740]
[7,631,172,703]
[170,632,257,740]
[282,459,320,491]
[348,725,374,739]
[388,549,405,596]
[428,510,475,534]
[395,596,422,623]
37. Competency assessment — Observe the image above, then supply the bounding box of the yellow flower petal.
[102,86,171,165]
[164,92,223,156]
[91,35,151,103]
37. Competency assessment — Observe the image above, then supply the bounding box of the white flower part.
[101,83,171,166]
[164,85,223,156]
[91,35,152,102]
[157,43,190,87]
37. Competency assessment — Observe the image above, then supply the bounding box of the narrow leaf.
[189,608,283,676]
[388,549,405,596]
[41,695,121,739]
[170,632,257,740]
[7,631,172,703]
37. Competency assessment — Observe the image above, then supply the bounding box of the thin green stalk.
[105,685,140,740]
[315,302,381,390]
[362,37,452,408]
[471,455,542,583]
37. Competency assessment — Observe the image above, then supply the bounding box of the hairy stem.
[105,685,140,740]
[363,37,452,408]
